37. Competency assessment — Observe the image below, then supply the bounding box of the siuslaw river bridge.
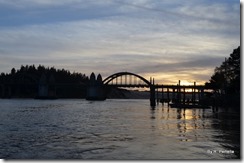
[86,72,209,107]
[0,71,211,107]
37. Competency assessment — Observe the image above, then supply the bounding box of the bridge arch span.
[103,72,152,87]
[103,72,156,106]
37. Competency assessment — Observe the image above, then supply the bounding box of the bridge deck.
[107,84,206,89]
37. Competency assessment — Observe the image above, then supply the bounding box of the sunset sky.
[0,0,240,85]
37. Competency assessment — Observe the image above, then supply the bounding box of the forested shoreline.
[0,65,88,98]
[0,46,240,110]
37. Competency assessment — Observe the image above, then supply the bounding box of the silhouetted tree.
[205,46,240,108]
[206,46,240,93]
[11,68,16,75]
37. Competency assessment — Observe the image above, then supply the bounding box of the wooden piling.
[156,86,159,104]
[193,82,196,104]
[167,88,170,104]
[200,89,204,104]
[161,86,164,103]
[198,89,201,103]
[178,80,181,104]
[183,87,186,105]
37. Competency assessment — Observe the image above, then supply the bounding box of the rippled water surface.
[0,99,240,159]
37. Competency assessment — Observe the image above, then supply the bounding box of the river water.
[0,99,240,160]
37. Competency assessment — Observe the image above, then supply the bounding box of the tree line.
[0,65,88,98]
[205,46,240,109]
[1,65,88,84]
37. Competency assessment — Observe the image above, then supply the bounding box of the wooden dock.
[155,80,211,109]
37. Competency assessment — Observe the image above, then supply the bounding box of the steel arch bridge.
[103,72,153,88]
[87,71,209,107]
[102,72,156,106]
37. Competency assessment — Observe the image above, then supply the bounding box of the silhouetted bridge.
[0,71,210,107]
[87,72,209,107]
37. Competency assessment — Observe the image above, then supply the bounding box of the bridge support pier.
[86,73,106,101]
[150,86,156,107]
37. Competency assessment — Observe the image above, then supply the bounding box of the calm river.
[0,99,240,159]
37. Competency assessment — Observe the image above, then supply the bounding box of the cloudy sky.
[0,0,240,85]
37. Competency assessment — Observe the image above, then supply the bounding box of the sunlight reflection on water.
[0,99,240,159]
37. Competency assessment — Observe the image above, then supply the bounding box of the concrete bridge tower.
[86,72,106,100]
